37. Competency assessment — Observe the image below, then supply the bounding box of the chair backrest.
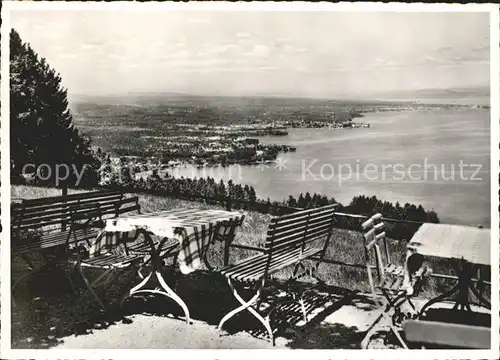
[403,320,491,349]
[264,204,338,274]
[361,213,391,281]
[11,190,140,238]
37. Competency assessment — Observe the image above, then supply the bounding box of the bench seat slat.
[378,264,406,290]
[127,238,179,254]
[80,253,143,268]
[234,251,303,282]
[221,247,322,282]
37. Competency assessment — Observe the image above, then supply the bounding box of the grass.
[8,185,491,348]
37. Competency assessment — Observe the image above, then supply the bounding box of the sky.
[11,9,491,99]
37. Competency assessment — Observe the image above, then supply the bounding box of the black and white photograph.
[1,1,498,357]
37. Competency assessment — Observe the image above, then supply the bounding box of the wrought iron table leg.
[122,232,191,323]
[202,247,214,271]
[418,283,459,317]
[469,266,491,309]
[223,234,232,267]
[156,271,190,323]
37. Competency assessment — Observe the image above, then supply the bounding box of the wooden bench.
[403,319,491,349]
[217,204,338,344]
[11,190,141,299]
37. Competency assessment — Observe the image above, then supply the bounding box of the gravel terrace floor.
[52,298,489,349]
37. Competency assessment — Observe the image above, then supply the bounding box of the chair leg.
[268,288,312,324]
[367,266,382,305]
[291,262,306,279]
[78,265,107,310]
[297,296,308,323]
[470,280,491,309]
[218,278,274,343]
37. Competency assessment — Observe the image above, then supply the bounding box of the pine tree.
[10,29,101,187]
[287,195,297,207]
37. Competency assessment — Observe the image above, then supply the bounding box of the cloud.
[363,57,404,70]
[203,43,241,55]
[423,55,449,65]
[435,45,453,53]
[171,42,186,49]
[471,44,489,53]
[423,43,490,67]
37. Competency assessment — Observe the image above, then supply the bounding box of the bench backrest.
[264,204,338,258]
[403,320,491,349]
[361,213,390,278]
[11,190,140,237]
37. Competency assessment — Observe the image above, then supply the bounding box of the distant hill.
[69,91,415,109]
[364,85,490,105]
[69,85,489,108]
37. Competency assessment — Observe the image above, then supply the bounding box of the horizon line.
[67,84,490,102]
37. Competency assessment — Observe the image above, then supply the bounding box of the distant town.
[72,96,486,178]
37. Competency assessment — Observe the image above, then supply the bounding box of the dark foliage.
[10,29,101,188]
[102,168,439,239]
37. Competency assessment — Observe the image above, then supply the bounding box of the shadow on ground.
[12,265,370,349]
[12,265,137,349]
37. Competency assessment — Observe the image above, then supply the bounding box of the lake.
[173,109,491,227]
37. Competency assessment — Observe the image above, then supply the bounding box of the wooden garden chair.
[360,213,432,349]
[67,206,145,310]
